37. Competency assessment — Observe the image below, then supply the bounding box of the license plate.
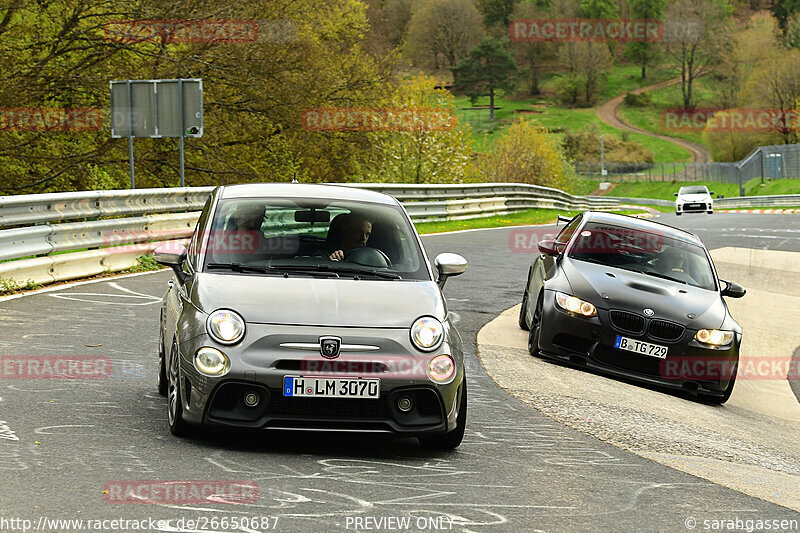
[283,376,380,399]
[614,335,668,359]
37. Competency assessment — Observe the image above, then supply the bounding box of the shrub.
[623,92,652,107]
[479,119,576,191]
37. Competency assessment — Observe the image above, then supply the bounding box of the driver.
[329,214,372,261]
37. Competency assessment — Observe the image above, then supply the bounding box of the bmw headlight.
[410,316,444,352]
[555,292,597,317]
[207,309,246,345]
[194,347,230,376]
[695,329,733,346]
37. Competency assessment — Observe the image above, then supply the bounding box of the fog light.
[243,392,260,407]
[397,396,414,412]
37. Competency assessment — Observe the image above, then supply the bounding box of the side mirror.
[673,192,679,197]
[720,279,746,298]
[537,239,559,255]
[154,242,188,282]
[709,191,715,195]
[434,253,467,289]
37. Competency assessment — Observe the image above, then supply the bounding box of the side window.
[187,196,214,268]
[556,215,582,245]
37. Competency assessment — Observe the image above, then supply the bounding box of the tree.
[369,76,475,183]
[479,118,576,191]
[451,37,520,120]
[624,0,666,79]
[663,0,733,110]
[771,0,800,34]
[0,0,399,193]
[364,0,415,55]
[478,0,519,28]
[510,0,559,95]
[744,50,800,144]
[405,0,484,71]
[575,42,612,104]
[580,0,618,18]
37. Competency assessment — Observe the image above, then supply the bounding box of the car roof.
[218,183,399,206]
[582,211,704,246]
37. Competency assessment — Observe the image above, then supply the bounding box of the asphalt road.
[0,212,799,532]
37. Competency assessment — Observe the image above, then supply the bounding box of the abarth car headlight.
[207,309,246,345]
[410,316,444,352]
[555,292,597,317]
[428,354,456,383]
[194,347,230,376]
[695,329,733,346]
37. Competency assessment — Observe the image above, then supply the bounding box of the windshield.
[568,222,716,290]
[679,186,709,195]
[201,197,429,280]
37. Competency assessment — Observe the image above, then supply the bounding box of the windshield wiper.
[324,265,402,279]
[206,263,339,278]
[631,269,687,285]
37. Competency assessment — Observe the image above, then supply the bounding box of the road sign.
[110,79,203,188]
[110,79,202,138]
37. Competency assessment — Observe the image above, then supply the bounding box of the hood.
[190,273,445,328]
[561,259,726,329]
[678,193,711,202]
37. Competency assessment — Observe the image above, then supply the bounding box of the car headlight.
[428,354,456,383]
[194,347,230,376]
[410,316,444,352]
[207,309,246,345]
[555,292,597,317]
[695,329,733,346]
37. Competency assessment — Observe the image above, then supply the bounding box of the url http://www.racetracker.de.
[0,515,280,532]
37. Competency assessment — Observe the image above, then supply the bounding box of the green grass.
[414,207,648,234]
[599,178,800,200]
[617,77,718,147]
[454,94,691,162]
[0,277,43,295]
[599,65,674,101]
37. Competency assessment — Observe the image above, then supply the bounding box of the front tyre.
[167,340,190,436]
[419,379,467,450]
[528,294,543,357]
[699,362,737,405]
[157,324,168,397]
[519,290,530,331]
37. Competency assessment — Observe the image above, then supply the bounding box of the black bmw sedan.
[519,211,746,404]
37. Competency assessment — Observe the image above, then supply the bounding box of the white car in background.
[674,186,715,215]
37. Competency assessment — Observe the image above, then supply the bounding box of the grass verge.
[415,207,649,234]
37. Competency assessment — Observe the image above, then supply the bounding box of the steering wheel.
[344,247,392,269]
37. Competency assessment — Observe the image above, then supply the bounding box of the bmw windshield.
[568,222,717,291]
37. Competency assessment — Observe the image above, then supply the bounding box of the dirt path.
[596,77,712,163]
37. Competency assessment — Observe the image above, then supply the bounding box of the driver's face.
[343,220,372,249]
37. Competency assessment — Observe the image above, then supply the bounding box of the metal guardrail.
[715,194,800,208]
[0,183,619,288]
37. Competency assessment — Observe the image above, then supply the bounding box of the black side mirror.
[154,242,188,283]
[673,192,679,197]
[709,191,715,195]
[720,279,746,298]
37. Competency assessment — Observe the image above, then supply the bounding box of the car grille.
[648,320,685,341]
[609,310,645,334]
[594,345,661,376]
[268,395,388,418]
